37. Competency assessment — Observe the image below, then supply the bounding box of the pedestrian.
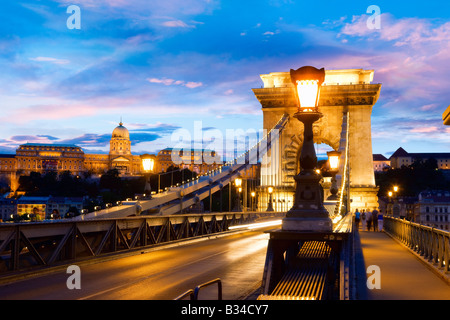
[366,208,372,231]
[354,209,361,230]
[378,210,384,232]
[361,209,366,231]
[372,208,379,232]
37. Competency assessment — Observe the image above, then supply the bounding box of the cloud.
[340,13,450,48]
[58,132,160,147]
[58,133,111,147]
[9,135,59,143]
[185,81,203,88]
[0,103,98,124]
[146,77,203,88]
[410,126,439,133]
[29,57,70,65]
[161,20,194,28]
[129,122,181,134]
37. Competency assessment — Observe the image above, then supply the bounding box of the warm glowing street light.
[292,67,325,113]
[140,154,156,198]
[327,150,341,171]
[250,191,256,211]
[283,66,332,232]
[393,185,398,192]
[142,157,155,173]
[235,177,243,212]
[267,186,274,212]
[327,150,341,200]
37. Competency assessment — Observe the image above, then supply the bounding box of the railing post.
[193,278,222,300]
[11,225,20,271]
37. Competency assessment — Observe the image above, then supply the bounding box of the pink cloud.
[161,20,193,28]
[336,13,450,108]
[146,77,203,88]
[410,126,439,133]
[23,104,95,121]
[185,81,203,88]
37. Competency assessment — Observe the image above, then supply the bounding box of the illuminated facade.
[373,154,390,172]
[15,143,85,175]
[0,122,229,192]
[156,148,220,174]
[0,122,146,190]
[389,147,450,170]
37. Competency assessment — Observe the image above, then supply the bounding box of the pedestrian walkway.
[353,228,450,300]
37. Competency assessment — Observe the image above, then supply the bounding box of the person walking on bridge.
[377,210,384,232]
[371,208,379,232]
[354,209,361,230]
[361,209,367,231]
[366,209,372,231]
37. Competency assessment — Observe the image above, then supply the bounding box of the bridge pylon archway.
[253,68,382,213]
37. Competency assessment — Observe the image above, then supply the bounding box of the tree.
[376,159,449,197]
[99,169,122,191]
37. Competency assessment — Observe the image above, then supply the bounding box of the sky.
[0,0,449,159]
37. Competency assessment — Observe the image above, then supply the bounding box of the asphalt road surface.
[0,228,272,300]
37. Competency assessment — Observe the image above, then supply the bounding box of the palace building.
[389,147,450,170]
[0,122,228,192]
[0,122,146,190]
[156,148,220,174]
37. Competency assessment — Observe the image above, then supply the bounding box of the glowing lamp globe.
[140,154,155,173]
[327,150,341,171]
[290,66,325,112]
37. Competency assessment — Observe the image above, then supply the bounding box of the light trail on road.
[0,227,275,300]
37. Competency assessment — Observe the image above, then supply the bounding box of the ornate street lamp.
[251,191,256,211]
[235,177,242,211]
[327,150,341,200]
[387,191,393,215]
[282,66,332,232]
[267,186,274,211]
[140,154,155,198]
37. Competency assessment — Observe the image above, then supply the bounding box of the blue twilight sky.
[0,0,449,159]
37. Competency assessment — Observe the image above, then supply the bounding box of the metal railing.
[0,212,284,275]
[384,216,450,274]
[174,278,222,300]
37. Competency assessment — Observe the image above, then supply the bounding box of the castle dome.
[112,121,130,139]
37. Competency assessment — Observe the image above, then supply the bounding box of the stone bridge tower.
[252,68,382,212]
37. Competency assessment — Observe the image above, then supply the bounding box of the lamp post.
[235,177,242,212]
[327,150,341,200]
[140,154,155,199]
[251,191,256,211]
[267,186,274,211]
[392,186,400,218]
[388,191,393,215]
[282,66,332,232]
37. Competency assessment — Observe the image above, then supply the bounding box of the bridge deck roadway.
[354,228,450,300]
